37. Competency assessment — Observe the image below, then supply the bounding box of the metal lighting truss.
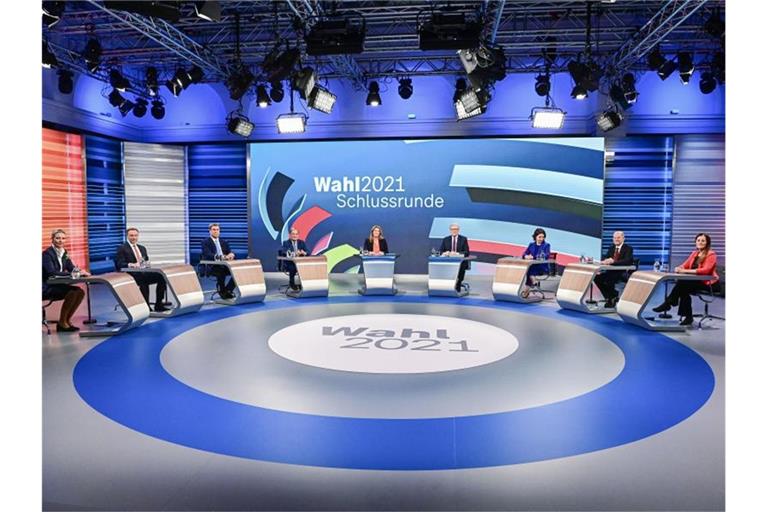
[84,0,230,79]
[607,0,711,77]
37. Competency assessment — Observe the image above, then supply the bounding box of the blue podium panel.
[358,254,398,295]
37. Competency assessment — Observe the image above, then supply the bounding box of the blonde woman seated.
[363,225,389,255]
[42,229,91,332]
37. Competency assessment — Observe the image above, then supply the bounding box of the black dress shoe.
[290,284,299,291]
[154,304,169,313]
[679,316,694,326]
[652,302,671,313]
[57,325,80,332]
[605,298,617,308]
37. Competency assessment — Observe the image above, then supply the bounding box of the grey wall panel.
[671,134,725,267]
[124,142,188,264]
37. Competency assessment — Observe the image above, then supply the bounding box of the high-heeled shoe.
[652,302,671,313]
[679,316,694,326]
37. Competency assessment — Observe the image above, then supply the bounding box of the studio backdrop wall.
[248,138,605,274]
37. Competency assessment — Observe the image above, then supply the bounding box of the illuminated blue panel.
[85,135,125,274]
[187,144,248,265]
[602,137,674,267]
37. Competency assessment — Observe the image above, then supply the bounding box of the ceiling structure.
[44,0,726,99]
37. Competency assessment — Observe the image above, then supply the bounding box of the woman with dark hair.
[363,225,389,255]
[652,233,719,326]
[521,227,551,297]
[42,228,90,332]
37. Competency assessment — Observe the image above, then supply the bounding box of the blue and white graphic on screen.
[249,138,605,274]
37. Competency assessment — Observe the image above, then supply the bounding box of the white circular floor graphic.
[267,314,519,374]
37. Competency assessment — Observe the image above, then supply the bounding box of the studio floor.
[42,274,725,511]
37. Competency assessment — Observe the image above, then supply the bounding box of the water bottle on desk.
[579,254,585,263]
[653,260,661,272]
[431,248,437,257]
[71,267,81,279]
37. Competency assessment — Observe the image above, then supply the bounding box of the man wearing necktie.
[280,228,309,291]
[200,223,237,299]
[595,230,635,308]
[439,223,471,292]
[114,227,168,312]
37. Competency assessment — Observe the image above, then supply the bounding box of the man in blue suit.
[201,223,236,299]
[439,223,471,291]
[280,228,308,291]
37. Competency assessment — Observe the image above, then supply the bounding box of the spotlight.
[657,59,678,80]
[270,81,284,103]
[597,110,623,132]
[174,68,193,90]
[455,99,485,120]
[194,1,221,22]
[276,112,307,134]
[568,59,601,93]
[308,86,337,114]
[677,52,694,84]
[109,69,130,92]
[398,78,413,99]
[118,99,135,117]
[83,39,101,73]
[306,17,366,55]
[151,99,165,119]
[133,98,148,118]
[622,73,638,104]
[458,88,489,113]
[571,84,587,100]
[699,71,717,94]
[166,77,182,96]
[534,74,550,97]
[256,84,271,108]
[530,107,566,129]
[227,113,255,137]
[108,89,125,107]
[42,1,65,28]
[57,70,73,94]
[647,47,665,71]
[188,65,204,84]
[292,67,317,100]
[453,78,467,103]
[226,67,255,100]
[146,67,159,96]
[366,81,382,106]
[43,41,58,69]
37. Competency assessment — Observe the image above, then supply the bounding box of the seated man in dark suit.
[439,223,471,292]
[43,228,89,332]
[114,227,168,312]
[201,223,236,299]
[594,230,635,308]
[280,228,308,291]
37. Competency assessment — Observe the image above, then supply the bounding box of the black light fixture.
[453,78,467,104]
[256,84,271,108]
[366,81,382,106]
[174,68,193,90]
[187,65,204,84]
[151,99,165,119]
[57,70,73,94]
[146,67,159,96]
[455,87,490,120]
[133,98,148,118]
[166,76,183,96]
[704,9,725,39]
[43,41,58,69]
[597,109,623,132]
[397,78,413,99]
[568,59,601,94]
[108,89,125,107]
[83,39,102,73]
[227,111,255,137]
[621,73,638,104]
[699,71,717,94]
[194,1,221,22]
[269,81,284,103]
[657,58,678,81]
[226,67,255,101]
[534,74,550,97]
[677,52,694,84]
[109,69,130,92]
[293,67,336,114]
[118,98,135,117]
[571,84,587,100]
[647,47,665,71]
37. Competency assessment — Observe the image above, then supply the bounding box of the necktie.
[292,241,297,252]
[132,244,142,263]
[214,238,223,257]
[452,236,456,253]
[614,246,620,261]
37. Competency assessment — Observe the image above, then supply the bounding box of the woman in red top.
[652,233,719,326]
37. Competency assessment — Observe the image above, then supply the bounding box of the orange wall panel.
[42,127,89,270]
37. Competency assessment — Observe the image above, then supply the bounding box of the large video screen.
[248,138,604,274]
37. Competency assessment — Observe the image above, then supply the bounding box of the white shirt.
[212,237,223,257]
[52,245,65,271]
